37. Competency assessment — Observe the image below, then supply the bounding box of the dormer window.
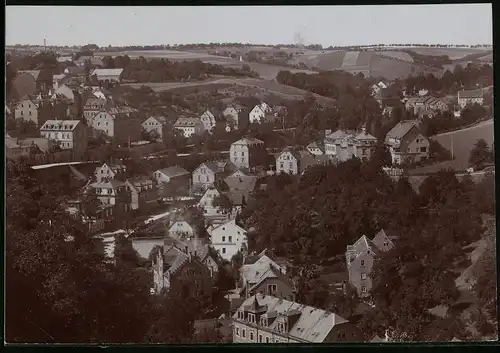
[277,322,286,333]
[260,317,268,327]
[237,311,244,320]
[247,313,256,324]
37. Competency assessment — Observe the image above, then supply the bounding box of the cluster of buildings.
[172,102,286,138]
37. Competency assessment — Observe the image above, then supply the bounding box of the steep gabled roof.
[248,264,295,293]
[231,137,264,146]
[157,166,189,178]
[385,120,420,144]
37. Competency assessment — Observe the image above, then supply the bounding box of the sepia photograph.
[5,3,496,344]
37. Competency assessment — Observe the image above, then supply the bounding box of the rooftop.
[40,120,80,131]
[234,294,348,343]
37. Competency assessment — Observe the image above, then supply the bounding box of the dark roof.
[458,90,483,99]
[385,120,420,145]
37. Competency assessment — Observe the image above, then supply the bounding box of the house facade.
[91,68,124,83]
[94,162,127,183]
[208,219,248,261]
[84,97,108,126]
[14,98,40,125]
[142,116,168,142]
[39,120,88,157]
[458,90,484,109]
[230,138,266,170]
[232,294,361,343]
[168,220,196,240]
[385,120,430,165]
[306,141,325,156]
[346,230,394,296]
[152,246,213,297]
[198,187,226,218]
[324,128,378,162]
[125,177,157,210]
[89,179,131,209]
[192,161,228,192]
[154,166,190,185]
[173,117,204,138]
[200,110,217,132]
[275,148,300,175]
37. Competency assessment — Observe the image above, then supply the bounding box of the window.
[198,175,201,181]
[248,313,256,323]
[361,260,365,266]
[267,284,277,294]
[384,242,388,247]
[416,139,420,143]
[338,331,346,340]
[278,322,286,332]
[241,151,244,156]
[242,329,246,338]
[29,111,32,116]
[420,147,427,153]
[222,236,226,242]
[289,162,293,169]
[266,337,270,343]
[260,317,268,327]
[98,122,100,126]
[21,111,23,116]
[250,332,254,341]
[228,236,232,242]
[280,162,284,169]
[258,334,263,343]
[361,285,367,293]
[222,248,226,254]
[361,273,367,280]
[236,327,240,336]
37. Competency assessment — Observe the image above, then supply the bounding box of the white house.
[168,220,195,240]
[200,110,217,132]
[229,137,266,170]
[173,117,204,138]
[207,219,248,261]
[153,166,190,185]
[52,74,67,90]
[39,120,87,155]
[458,90,484,109]
[90,68,124,83]
[275,148,300,175]
[223,105,241,130]
[198,187,224,217]
[94,162,127,183]
[384,120,430,165]
[249,105,266,124]
[142,116,167,141]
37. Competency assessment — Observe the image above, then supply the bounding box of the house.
[94,162,127,183]
[224,174,259,210]
[324,128,378,162]
[275,148,300,175]
[229,137,266,171]
[249,105,266,124]
[14,97,41,125]
[370,81,388,96]
[152,245,213,296]
[385,120,430,165]
[17,137,53,154]
[346,229,395,296]
[90,68,124,83]
[125,176,157,210]
[458,90,484,108]
[92,108,142,143]
[173,117,204,138]
[223,105,249,131]
[405,96,449,114]
[75,56,104,67]
[52,84,76,102]
[57,56,73,63]
[89,179,131,209]
[232,294,362,343]
[64,66,87,76]
[84,97,110,125]
[141,116,168,142]
[52,74,67,90]
[306,141,325,156]
[153,166,190,184]
[6,135,39,160]
[74,56,93,66]
[192,161,229,192]
[207,219,248,261]
[200,110,217,132]
[168,219,197,241]
[39,120,88,157]
[198,187,227,219]
[239,252,293,300]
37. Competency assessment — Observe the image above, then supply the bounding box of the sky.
[6,4,493,47]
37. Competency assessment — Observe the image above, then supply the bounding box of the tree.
[468,139,492,169]
[212,193,233,214]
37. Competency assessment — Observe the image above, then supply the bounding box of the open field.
[411,119,494,173]
[95,49,315,79]
[408,47,491,60]
[123,77,335,105]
